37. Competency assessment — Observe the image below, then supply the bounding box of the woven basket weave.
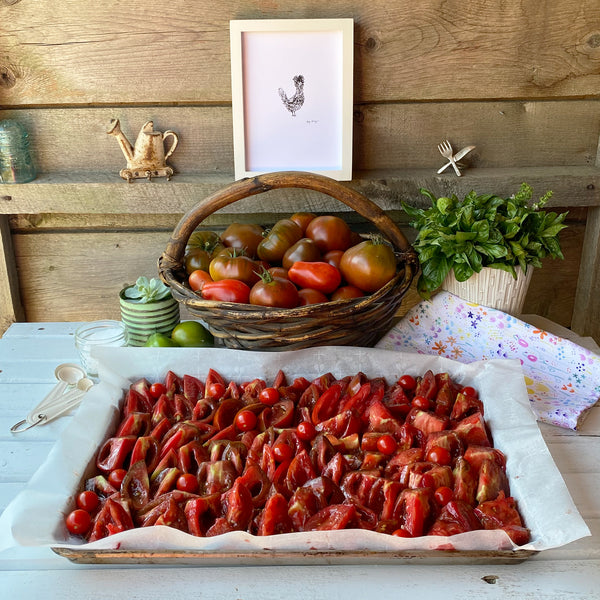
[158,171,418,350]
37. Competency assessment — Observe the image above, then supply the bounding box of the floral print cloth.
[376,291,600,429]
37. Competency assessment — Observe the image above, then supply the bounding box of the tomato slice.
[304,504,356,531]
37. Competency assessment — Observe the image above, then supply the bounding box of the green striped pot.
[119,287,180,346]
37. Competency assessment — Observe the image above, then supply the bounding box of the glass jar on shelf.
[0,119,36,183]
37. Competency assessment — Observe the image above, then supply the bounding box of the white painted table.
[0,322,599,599]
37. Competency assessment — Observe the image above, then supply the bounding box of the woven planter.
[158,171,418,350]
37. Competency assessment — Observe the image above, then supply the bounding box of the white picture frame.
[230,18,354,181]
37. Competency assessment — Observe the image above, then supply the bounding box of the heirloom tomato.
[144,333,179,347]
[282,238,321,269]
[202,279,251,304]
[305,215,353,253]
[290,211,316,233]
[297,288,328,305]
[189,269,213,292]
[323,249,344,270]
[257,218,303,263]
[209,249,260,287]
[267,266,289,280]
[339,236,397,292]
[220,223,265,258]
[288,261,342,295]
[330,285,365,301]
[170,321,214,347]
[249,271,299,308]
[187,230,224,254]
[184,248,212,275]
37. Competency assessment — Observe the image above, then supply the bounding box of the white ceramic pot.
[441,266,533,315]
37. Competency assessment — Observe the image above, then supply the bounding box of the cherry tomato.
[305,215,353,253]
[184,248,212,275]
[273,442,294,463]
[398,374,417,391]
[411,395,431,410]
[170,321,214,347]
[427,446,452,466]
[149,382,167,399]
[298,288,329,305]
[206,382,226,400]
[288,261,342,294]
[289,211,317,233]
[461,386,478,398]
[76,490,100,513]
[282,238,322,269]
[249,271,300,308]
[392,527,412,538]
[189,269,214,292]
[176,473,199,493]
[257,218,303,263]
[259,387,280,406]
[235,410,258,431]
[209,250,261,287]
[108,468,127,489]
[202,279,251,304]
[330,285,365,301]
[65,509,92,535]
[340,236,397,293]
[296,420,317,441]
[376,434,398,455]
[434,486,454,506]
[220,223,265,258]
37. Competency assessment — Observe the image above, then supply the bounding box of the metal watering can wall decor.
[107,119,178,182]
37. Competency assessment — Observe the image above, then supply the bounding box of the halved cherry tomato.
[209,249,260,287]
[282,238,321,269]
[340,236,397,293]
[376,434,398,455]
[249,271,299,308]
[220,223,265,258]
[298,288,329,305]
[76,490,100,513]
[305,215,353,253]
[149,382,167,399]
[257,219,303,263]
[65,509,92,535]
[177,473,199,493]
[201,279,251,304]
[259,387,280,406]
[189,269,213,292]
[288,261,342,295]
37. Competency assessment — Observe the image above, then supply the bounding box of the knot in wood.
[0,64,17,88]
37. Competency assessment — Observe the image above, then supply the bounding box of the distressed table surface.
[0,322,598,599]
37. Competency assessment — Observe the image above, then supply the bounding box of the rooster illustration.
[278,75,305,117]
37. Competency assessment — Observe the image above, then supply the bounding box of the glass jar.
[0,119,37,183]
[74,320,128,378]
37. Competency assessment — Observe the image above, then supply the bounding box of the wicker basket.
[158,171,418,350]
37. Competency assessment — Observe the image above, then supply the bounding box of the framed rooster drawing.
[230,19,354,181]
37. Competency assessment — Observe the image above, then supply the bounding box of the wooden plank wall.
[1,0,599,339]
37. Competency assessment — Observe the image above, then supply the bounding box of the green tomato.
[145,333,180,347]
[170,321,214,347]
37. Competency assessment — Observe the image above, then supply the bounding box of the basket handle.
[161,171,414,270]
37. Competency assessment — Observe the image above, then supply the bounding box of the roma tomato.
[288,261,342,295]
[189,269,213,292]
[249,271,299,308]
[340,236,397,293]
[202,279,251,304]
[257,219,303,263]
[330,285,365,301]
[220,223,265,258]
[209,249,260,287]
[305,215,353,253]
[282,238,321,269]
[298,288,329,305]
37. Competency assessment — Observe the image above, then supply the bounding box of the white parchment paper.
[0,346,590,555]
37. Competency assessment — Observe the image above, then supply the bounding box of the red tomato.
[288,261,342,294]
[108,468,127,489]
[65,509,92,535]
[411,395,431,410]
[376,434,398,455]
[427,446,452,466]
[298,288,329,305]
[76,490,100,513]
[461,386,478,398]
[202,279,251,304]
[323,249,345,270]
[188,269,213,292]
[339,236,397,293]
[220,223,265,258]
[259,387,280,406]
[398,374,416,391]
[290,211,316,233]
[206,382,226,400]
[305,215,353,253]
[249,272,300,308]
[235,410,258,431]
[434,486,454,506]
[268,266,289,280]
[257,219,303,263]
[176,473,199,493]
[296,420,317,441]
[149,382,166,399]
[184,248,212,275]
[392,527,412,538]
[282,238,322,269]
[209,251,260,287]
[330,285,365,301]
[273,442,294,463]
